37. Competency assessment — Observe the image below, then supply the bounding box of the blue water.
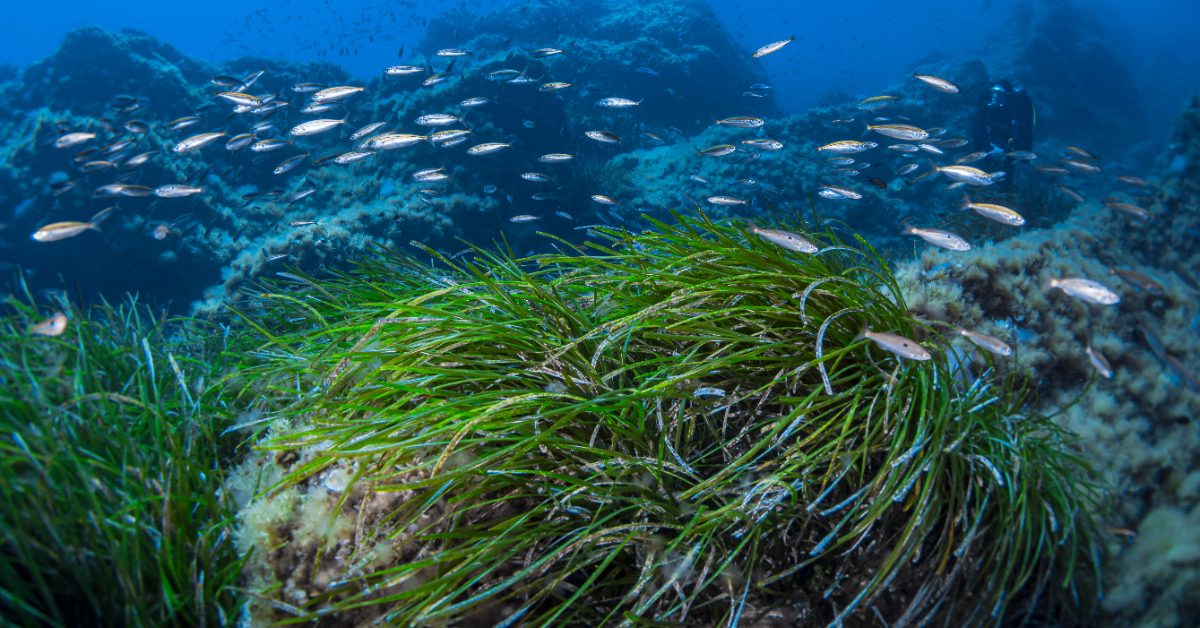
[5,0,1197,123]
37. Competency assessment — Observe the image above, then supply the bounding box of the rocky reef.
[893,95,1200,625]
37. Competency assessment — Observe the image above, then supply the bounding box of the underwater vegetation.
[0,293,244,624]
[0,0,1195,624]
[225,213,1098,624]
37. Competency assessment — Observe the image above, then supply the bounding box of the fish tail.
[961,193,972,210]
[90,206,114,226]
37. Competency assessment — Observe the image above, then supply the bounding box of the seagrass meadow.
[204,212,1099,625]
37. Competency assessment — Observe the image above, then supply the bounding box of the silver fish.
[173,132,226,153]
[751,36,794,58]
[289,118,345,136]
[748,226,818,254]
[957,329,1012,356]
[31,207,112,242]
[466,142,511,155]
[154,184,203,198]
[860,329,932,361]
[1046,277,1121,305]
[903,225,970,251]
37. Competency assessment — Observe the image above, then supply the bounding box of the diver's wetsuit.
[973,81,1035,189]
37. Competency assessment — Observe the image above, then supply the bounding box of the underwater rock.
[893,93,1200,625]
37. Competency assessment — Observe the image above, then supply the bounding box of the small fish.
[554,210,574,221]
[1056,183,1085,202]
[937,138,970,149]
[521,172,552,182]
[932,164,1004,186]
[349,122,387,141]
[172,132,226,153]
[292,82,328,92]
[238,69,265,91]
[1142,327,1200,392]
[962,195,1024,226]
[818,140,877,154]
[1062,158,1101,174]
[742,138,784,150]
[955,151,987,165]
[1045,277,1121,305]
[1104,199,1150,220]
[1116,175,1150,187]
[596,97,641,108]
[413,167,450,182]
[460,96,491,108]
[289,118,345,136]
[1109,268,1165,295]
[818,185,862,200]
[288,188,316,203]
[903,225,970,251]
[155,184,203,198]
[957,329,1012,356]
[913,74,959,94]
[415,113,460,126]
[225,133,256,151]
[79,160,117,172]
[918,143,944,155]
[333,150,375,164]
[859,328,932,361]
[1006,150,1038,161]
[167,116,202,131]
[585,130,621,144]
[30,312,68,337]
[540,81,573,91]
[311,86,364,103]
[538,153,574,163]
[429,129,471,146]
[888,144,920,153]
[867,124,929,141]
[591,194,617,205]
[466,142,511,155]
[1065,145,1098,160]
[488,69,522,81]
[436,48,471,57]
[289,220,317,227]
[251,139,291,152]
[1085,343,1113,378]
[857,95,898,110]
[273,153,308,175]
[707,195,747,205]
[116,184,153,197]
[748,226,818,254]
[384,65,425,75]
[215,91,262,107]
[531,47,564,58]
[364,133,428,150]
[751,36,794,58]
[717,116,764,128]
[896,163,920,176]
[300,102,342,114]
[32,207,112,242]
[509,214,539,223]
[698,144,737,157]
[124,120,148,134]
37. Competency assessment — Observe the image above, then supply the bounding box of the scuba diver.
[972,79,1035,190]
